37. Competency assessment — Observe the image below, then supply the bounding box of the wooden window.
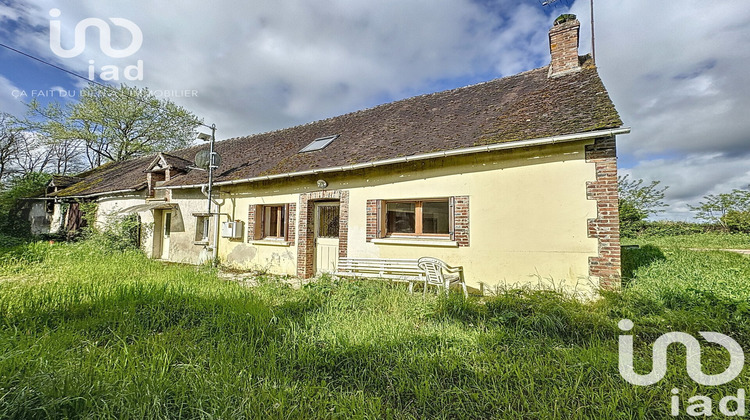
[384,199,450,237]
[264,205,285,238]
[252,204,292,240]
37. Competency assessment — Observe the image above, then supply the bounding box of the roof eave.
[157,127,631,191]
[56,187,143,199]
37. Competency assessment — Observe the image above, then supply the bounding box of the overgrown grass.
[1,240,749,418]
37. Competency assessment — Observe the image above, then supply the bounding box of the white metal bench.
[335,257,424,293]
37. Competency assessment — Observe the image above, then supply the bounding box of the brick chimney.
[548,14,581,77]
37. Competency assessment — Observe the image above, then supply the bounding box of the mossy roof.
[55,60,623,197]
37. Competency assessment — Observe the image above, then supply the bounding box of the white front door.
[314,202,340,274]
[160,211,171,260]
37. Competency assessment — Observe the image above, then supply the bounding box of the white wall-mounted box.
[221,221,243,239]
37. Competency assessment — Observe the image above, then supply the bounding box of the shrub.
[0,234,26,249]
[723,210,750,233]
[619,201,646,238]
[83,213,147,252]
[639,220,709,236]
[0,172,51,237]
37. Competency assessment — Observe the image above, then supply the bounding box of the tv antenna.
[541,0,595,65]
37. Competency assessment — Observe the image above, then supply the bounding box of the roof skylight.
[299,134,339,153]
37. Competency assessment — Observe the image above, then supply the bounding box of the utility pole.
[590,0,595,65]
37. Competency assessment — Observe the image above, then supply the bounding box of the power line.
[0,42,110,90]
[0,41,212,130]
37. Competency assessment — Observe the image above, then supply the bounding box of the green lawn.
[1,240,749,418]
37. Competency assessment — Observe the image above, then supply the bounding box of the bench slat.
[335,257,424,283]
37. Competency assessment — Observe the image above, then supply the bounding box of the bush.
[639,220,710,236]
[83,213,145,252]
[0,172,51,237]
[723,210,750,233]
[619,201,646,238]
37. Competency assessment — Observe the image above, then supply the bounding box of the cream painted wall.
[344,142,599,292]
[215,193,300,275]
[165,191,212,265]
[200,139,602,292]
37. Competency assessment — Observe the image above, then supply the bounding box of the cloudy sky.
[1,0,748,220]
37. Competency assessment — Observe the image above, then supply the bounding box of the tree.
[618,175,669,217]
[0,112,20,184]
[23,100,86,176]
[29,84,202,168]
[723,210,750,233]
[618,175,669,237]
[690,188,750,228]
[12,131,57,176]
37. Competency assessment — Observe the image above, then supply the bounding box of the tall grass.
[1,240,749,418]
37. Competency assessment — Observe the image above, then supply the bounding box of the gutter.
[158,127,631,191]
[53,188,139,199]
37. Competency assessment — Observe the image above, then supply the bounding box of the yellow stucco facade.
[87,139,609,294]
[191,139,601,291]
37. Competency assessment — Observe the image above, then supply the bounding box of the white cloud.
[567,0,750,218]
[3,0,553,138]
[4,0,750,221]
[0,75,26,115]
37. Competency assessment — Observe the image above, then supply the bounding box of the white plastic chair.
[417,257,468,297]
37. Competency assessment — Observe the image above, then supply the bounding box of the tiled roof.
[51,156,151,197]
[160,153,193,172]
[55,61,622,197]
[49,175,83,189]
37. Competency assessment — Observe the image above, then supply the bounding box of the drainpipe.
[208,124,219,265]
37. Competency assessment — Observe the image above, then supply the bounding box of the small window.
[385,199,450,237]
[317,204,340,238]
[195,215,210,243]
[263,205,286,238]
[299,134,339,153]
[252,204,291,240]
[164,213,172,236]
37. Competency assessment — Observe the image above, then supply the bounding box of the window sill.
[194,240,209,246]
[372,238,458,247]
[251,239,292,247]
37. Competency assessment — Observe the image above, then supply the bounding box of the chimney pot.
[548,14,581,77]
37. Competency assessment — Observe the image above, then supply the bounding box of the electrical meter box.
[221,221,243,239]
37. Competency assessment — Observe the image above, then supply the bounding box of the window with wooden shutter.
[368,196,468,246]
[251,204,293,240]
[376,200,384,239]
[382,198,450,237]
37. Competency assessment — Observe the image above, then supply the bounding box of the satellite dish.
[194,150,221,170]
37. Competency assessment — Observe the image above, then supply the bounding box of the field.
[1,234,749,419]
